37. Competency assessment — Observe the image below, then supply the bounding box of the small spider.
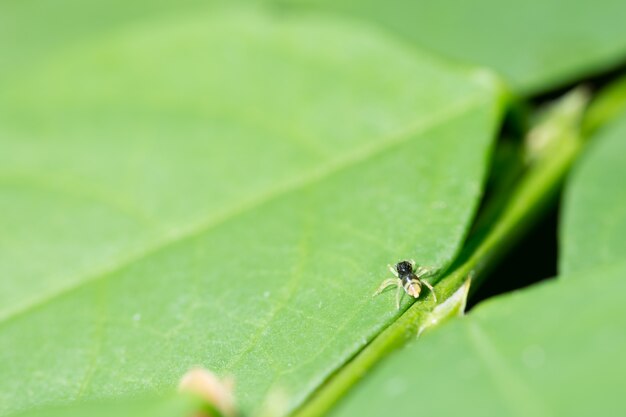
[373,260,437,309]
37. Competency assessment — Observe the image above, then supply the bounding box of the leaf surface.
[275,0,626,93]
[329,262,626,417]
[0,6,501,416]
[8,395,199,417]
[327,88,626,417]
[560,102,626,274]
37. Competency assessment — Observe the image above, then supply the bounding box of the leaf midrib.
[0,93,487,328]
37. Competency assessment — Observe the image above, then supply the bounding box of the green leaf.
[8,394,200,417]
[561,99,626,274]
[583,77,626,134]
[275,0,626,94]
[323,89,626,417]
[328,261,626,417]
[292,88,588,417]
[0,6,502,416]
[0,0,209,81]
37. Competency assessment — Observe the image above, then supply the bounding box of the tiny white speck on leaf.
[263,291,271,298]
[132,313,141,322]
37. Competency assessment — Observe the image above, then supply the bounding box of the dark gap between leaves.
[531,57,626,105]
[466,198,559,310]
[461,106,560,311]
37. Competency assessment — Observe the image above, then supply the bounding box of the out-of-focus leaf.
[583,77,626,133]
[0,6,502,416]
[275,0,626,94]
[0,0,211,80]
[328,261,626,417]
[560,102,626,274]
[8,394,200,417]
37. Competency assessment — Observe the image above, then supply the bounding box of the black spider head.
[395,261,414,276]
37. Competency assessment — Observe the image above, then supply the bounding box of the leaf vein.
[0,93,486,328]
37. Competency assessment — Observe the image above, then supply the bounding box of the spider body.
[374,260,437,309]
[395,260,421,297]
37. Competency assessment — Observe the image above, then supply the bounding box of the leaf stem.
[289,88,589,417]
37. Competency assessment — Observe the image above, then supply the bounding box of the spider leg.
[420,279,438,303]
[416,266,438,278]
[373,278,400,297]
[414,266,429,275]
[395,285,405,310]
[409,259,416,269]
[388,264,399,277]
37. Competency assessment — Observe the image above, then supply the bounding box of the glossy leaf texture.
[328,262,626,417]
[0,6,502,416]
[560,98,626,274]
[275,0,626,94]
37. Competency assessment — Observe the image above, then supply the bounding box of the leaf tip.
[417,277,471,336]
